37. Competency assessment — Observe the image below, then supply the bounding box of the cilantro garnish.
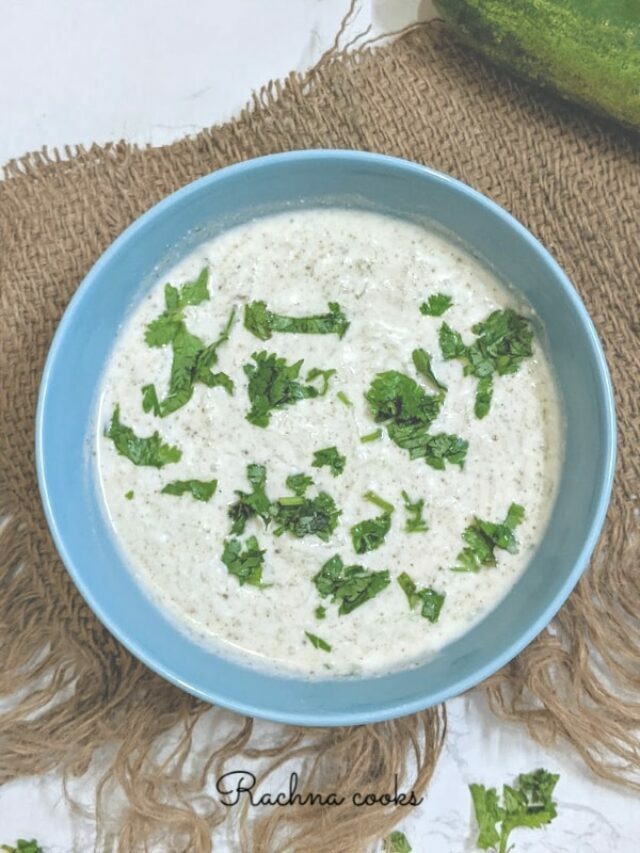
[315,605,327,619]
[363,490,395,515]
[312,446,346,477]
[313,554,390,614]
[412,347,447,392]
[304,631,332,652]
[336,391,353,407]
[286,473,313,496]
[470,768,559,852]
[105,405,181,467]
[1,841,44,853]
[244,352,334,427]
[228,464,272,534]
[383,831,412,853]
[365,370,467,469]
[221,535,268,587]
[244,300,350,340]
[452,503,525,572]
[125,490,134,500]
[420,293,453,317]
[439,308,533,419]
[360,429,382,443]
[306,367,337,395]
[351,491,395,554]
[271,491,341,541]
[142,269,236,417]
[401,491,428,533]
[161,479,218,502]
[397,572,444,622]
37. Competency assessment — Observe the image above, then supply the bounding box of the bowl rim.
[35,149,617,725]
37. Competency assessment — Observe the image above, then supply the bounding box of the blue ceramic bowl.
[36,151,615,725]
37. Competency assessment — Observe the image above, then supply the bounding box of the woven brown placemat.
[1,21,639,853]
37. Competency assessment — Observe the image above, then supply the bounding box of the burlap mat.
[1,21,638,853]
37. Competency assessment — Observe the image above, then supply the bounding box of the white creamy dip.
[97,209,562,678]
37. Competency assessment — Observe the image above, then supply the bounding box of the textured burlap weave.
[1,21,639,853]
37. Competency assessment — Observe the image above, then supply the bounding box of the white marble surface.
[1,1,636,850]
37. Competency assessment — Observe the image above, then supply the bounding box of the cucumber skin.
[434,0,640,131]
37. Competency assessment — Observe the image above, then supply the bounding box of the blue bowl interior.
[36,151,615,725]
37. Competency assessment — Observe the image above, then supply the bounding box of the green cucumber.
[434,0,640,131]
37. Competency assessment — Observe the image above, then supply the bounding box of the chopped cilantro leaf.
[228,464,272,534]
[105,405,181,467]
[286,473,313,496]
[383,830,412,853]
[304,631,332,652]
[351,492,394,554]
[161,478,218,502]
[313,554,390,614]
[271,492,341,541]
[420,293,453,317]
[1,843,43,853]
[363,490,395,516]
[439,309,534,418]
[312,446,346,477]
[401,491,428,533]
[412,347,447,392]
[244,300,350,340]
[397,572,444,622]
[306,367,336,396]
[360,429,382,443]
[315,605,327,619]
[336,390,353,407]
[470,768,559,852]
[125,490,134,500]
[452,503,525,572]
[221,535,268,587]
[244,352,330,427]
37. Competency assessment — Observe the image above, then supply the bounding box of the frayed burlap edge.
[1,20,639,853]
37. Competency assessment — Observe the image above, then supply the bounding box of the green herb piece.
[419,293,453,317]
[397,572,444,622]
[439,308,534,419]
[401,491,428,533]
[228,464,272,534]
[221,535,268,587]
[125,490,134,500]
[143,271,236,417]
[313,554,390,615]
[365,370,467,469]
[315,605,327,619]
[360,428,382,443]
[470,768,559,853]
[286,473,313,496]
[1,842,43,853]
[312,446,346,477]
[244,352,329,427]
[271,492,341,541]
[244,300,350,340]
[161,478,218,502]
[412,347,447,392]
[336,390,353,407]
[351,491,395,554]
[452,503,525,573]
[383,830,412,853]
[105,405,181,468]
[304,631,332,652]
[363,490,395,516]
[306,367,336,396]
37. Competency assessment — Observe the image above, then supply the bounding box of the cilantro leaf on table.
[161,478,218,502]
[365,370,467,469]
[397,571,444,622]
[312,446,346,477]
[105,405,181,467]
[271,491,341,541]
[244,352,334,427]
[143,271,236,417]
[244,300,350,340]
[228,464,272,534]
[351,491,395,554]
[420,292,453,317]
[439,308,534,419]
[470,768,559,852]
[1,842,44,853]
[383,830,412,852]
[304,631,332,652]
[221,535,268,587]
[452,503,525,572]
[313,554,390,615]
[401,490,428,533]
[412,347,447,392]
